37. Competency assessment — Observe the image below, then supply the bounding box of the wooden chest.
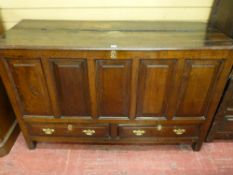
[0,20,232,151]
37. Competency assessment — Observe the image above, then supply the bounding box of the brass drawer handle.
[225,115,233,121]
[173,128,186,135]
[133,130,146,136]
[157,125,162,131]
[42,128,55,135]
[226,108,233,111]
[67,124,73,131]
[82,129,95,136]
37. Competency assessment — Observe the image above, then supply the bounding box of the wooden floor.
[0,133,233,175]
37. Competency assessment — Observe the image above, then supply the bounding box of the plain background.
[0,0,214,31]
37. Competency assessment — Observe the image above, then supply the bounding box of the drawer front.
[225,109,233,115]
[27,123,110,138]
[218,115,233,131]
[119,125,199,138]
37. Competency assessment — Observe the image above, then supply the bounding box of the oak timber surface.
[0,20,232,50]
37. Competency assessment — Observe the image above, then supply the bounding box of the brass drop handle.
[67,124,73,131]
[133,130,146,136]
[225,115,233,121]
[42,128,55,135]
[82,129,95,136]
[173,128,186,135]
[157,125,162,131]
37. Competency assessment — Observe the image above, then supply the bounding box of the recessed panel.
[8,59,52,115]
[96,60,131,117]
[176,60,222,117]
[137,60,176,117]
[50,59,91,116]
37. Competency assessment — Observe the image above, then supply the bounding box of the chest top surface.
[0,20,233,51]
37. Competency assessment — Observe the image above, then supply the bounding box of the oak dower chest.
[0,20,232,151]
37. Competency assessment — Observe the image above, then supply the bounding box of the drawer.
[27,123,110,138]
[119,125,199,138]
[218,115,233,131]
[225,107,233,115]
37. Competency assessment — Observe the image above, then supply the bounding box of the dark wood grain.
[96,60,131,117]
[137,60,176,117]
[0,58,36,149]
[0,78,15,139]
[119,124,199,138]
[207,69,233,140]
[0,20,232,50]
[49,59,91,117]
[0,77,19,157]
[27,122,110,138]
[7,59,52,115]
[176,60,222,117]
